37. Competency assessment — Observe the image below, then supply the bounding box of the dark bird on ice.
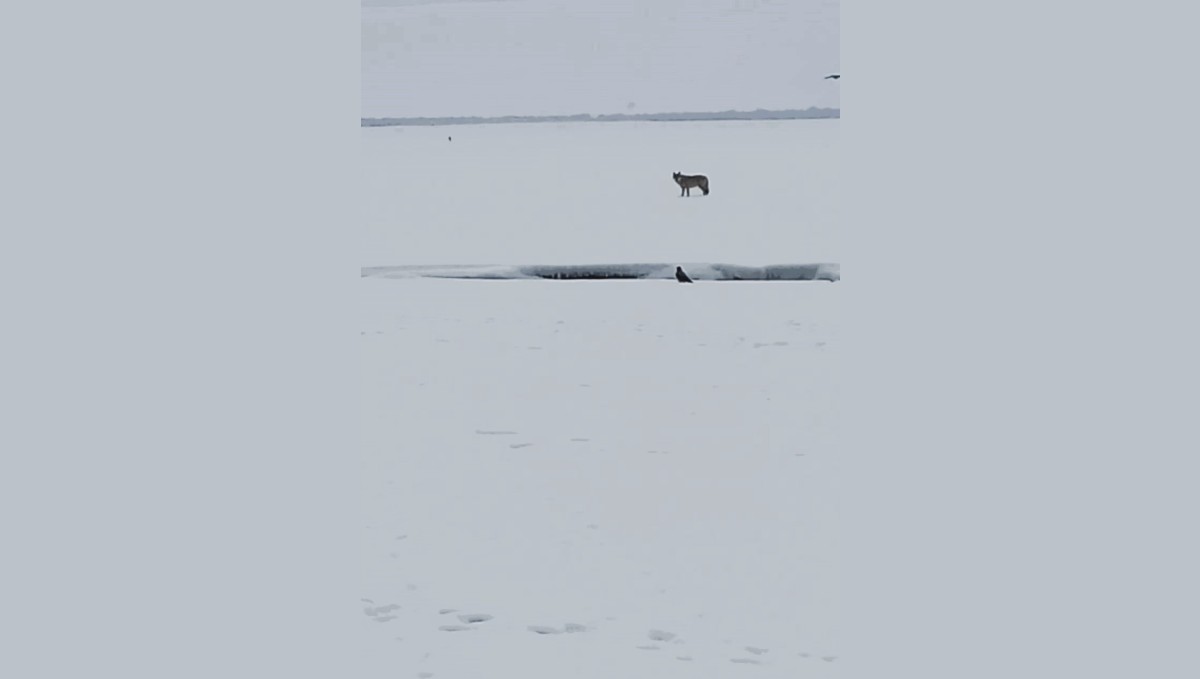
[824,74,840,80]
[675,266,694,283]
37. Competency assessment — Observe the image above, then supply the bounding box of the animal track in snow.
[438,608,457,615]
[647,629,676,642]
[563,623,587,633]
[527,625,561,635]
[508,443,534,449]
[363,604,401,617]
[457,613,493,624]
[746,646,769,655]
[438,625,473,632]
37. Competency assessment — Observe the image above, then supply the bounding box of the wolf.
[672,171,709,196]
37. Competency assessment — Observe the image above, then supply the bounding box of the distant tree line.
[361,107,840,127]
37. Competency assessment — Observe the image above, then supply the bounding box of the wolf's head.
[672,171,681,180]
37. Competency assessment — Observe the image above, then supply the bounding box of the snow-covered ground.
[361,119,839,267]
[360,119,840,676]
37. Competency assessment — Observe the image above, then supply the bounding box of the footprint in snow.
[745,646,769,655]
[509,443,534,449]
[457,613,493,624]
[527,625,561,635]
[438,625,473,632]
[647,629,676,642]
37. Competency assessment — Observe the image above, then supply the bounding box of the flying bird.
[824,74,840,80]
[675,266,694,284]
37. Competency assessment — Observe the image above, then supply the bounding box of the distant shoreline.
[361,107,840,128]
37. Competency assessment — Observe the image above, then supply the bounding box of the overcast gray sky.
[362,0,839,118]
